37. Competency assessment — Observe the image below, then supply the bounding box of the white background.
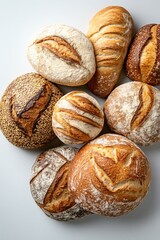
[0,1,159,240]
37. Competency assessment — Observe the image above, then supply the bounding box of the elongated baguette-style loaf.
[87,6,133,98]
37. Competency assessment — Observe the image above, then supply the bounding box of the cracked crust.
[30,146,89,221]
[68,134,151,216]
[0,73,63,149]
[104,82,160,145]
[27,24,96,86]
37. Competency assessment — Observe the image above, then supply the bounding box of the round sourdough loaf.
[27,24,96,86]
[30,146,89,221]
[52,91,104,144]
[68,134,151,217]
[126,24,160,85]
[104,82,160,146]
[0,73,63,149]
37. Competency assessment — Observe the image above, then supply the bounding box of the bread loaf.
[0,73,63,149]
[87,6,133,98]
[30,146,89,221]
[27,24,96,86]
[52,91,104,144]
[68,134,151,217]
[126,24,160,85]
[104,82,160,145]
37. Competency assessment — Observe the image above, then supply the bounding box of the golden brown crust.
[130,84,154,130]
[40,162,75,213]
[126,24,160,85]
[68,134,151,216]
[52,91,104,144]
[87,6,133,98]
[35,36,81,65]
[0,73,63,149]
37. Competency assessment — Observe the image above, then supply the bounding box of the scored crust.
[126,24,160,85]
[27,24,96,86]
[52,91,104,144]
[30,146,89,221]
[87,6,133,98]
[0,73,63,149]
[104,82,160,146]
[68,134,151,217]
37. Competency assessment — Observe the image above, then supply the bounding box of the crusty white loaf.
[30,146,89,221]
[68,134,151,217]
[27,24,96,86]
[52,91,104,144]
[104,82,160,145]
[87,6,133,98]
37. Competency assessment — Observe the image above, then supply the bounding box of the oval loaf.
[27,24,96,86]
[126,24,160,85]
[87,6,133,98]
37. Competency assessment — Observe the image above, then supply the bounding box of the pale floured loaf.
[52,91,104,144]
[87,6,133,98]
[104,82,160,146]
[27,24,96,86]
[68,134,151,217]
[30,146,89,221]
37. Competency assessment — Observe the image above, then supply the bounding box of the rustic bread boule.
[68,134,151,217]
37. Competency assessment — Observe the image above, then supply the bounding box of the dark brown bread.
[87,6,133,98]
[126,24,160,85]
[0,73,63,149]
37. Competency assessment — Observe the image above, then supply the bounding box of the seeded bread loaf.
[0,73,63,149]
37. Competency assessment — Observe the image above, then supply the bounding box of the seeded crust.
[0,73,63,149]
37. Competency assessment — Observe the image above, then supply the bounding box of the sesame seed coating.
[0,73,63,149]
